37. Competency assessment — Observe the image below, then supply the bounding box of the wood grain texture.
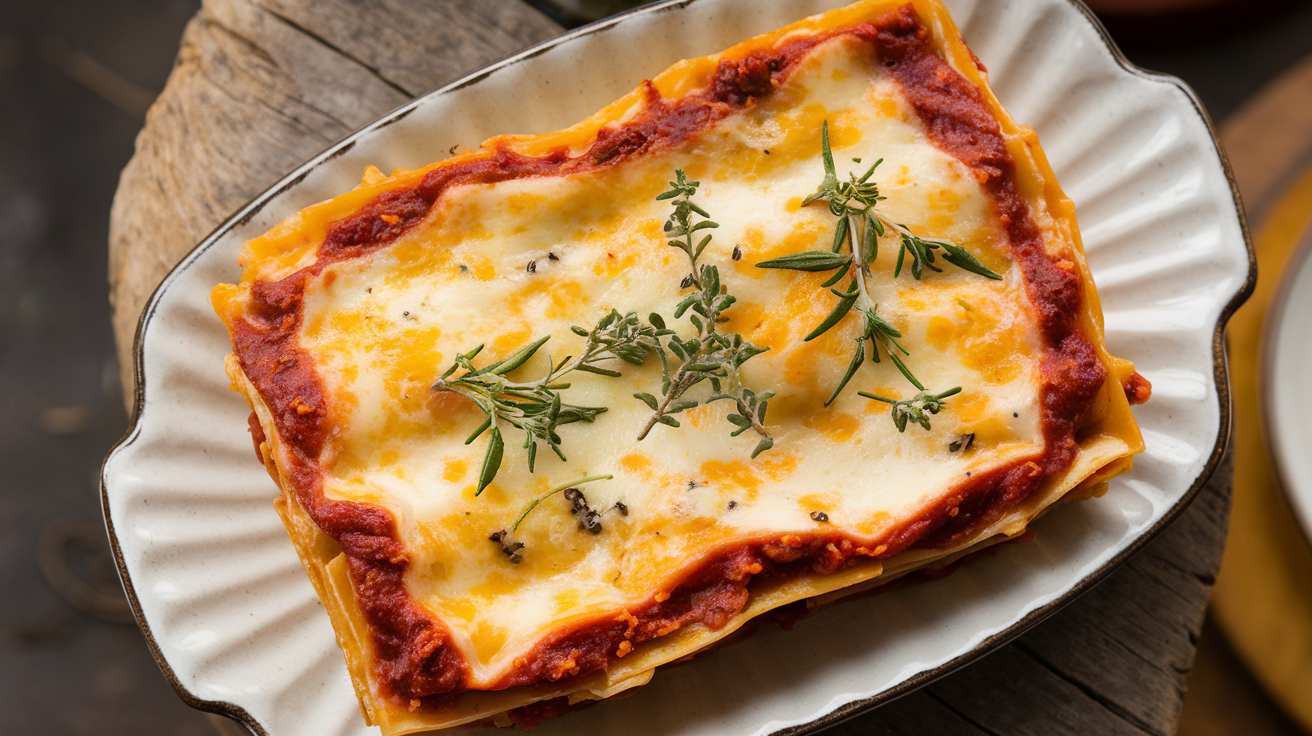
[1216,56,1312,224]
[107,0,560,399]
[106,3,1228,734]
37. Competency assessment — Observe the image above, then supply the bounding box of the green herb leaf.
[825,340,866,407]
[940,242,1003,280]
[755,251,852,272]
[465,415,492,445]
[483,335,550,375]
[820,120,837,181]
[477,427,504,494]
[820,259,853,288]
[831,215,849,253]
[804,289,859,342]
[859,387,961,432]
[747,122,998,428]
[575,364,623,377]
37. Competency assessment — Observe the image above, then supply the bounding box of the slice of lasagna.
[211,0,1148,731]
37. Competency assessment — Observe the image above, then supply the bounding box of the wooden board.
[106,2,1229,734]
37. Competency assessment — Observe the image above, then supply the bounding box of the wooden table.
[107,2,1231,734]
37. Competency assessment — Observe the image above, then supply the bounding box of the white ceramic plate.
[1265,228,1312,541]
[101,1,1253,734]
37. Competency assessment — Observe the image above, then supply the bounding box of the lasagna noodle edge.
[228,358,1134,733]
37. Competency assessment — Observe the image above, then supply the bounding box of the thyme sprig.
[563,487,628,534]
[656,169,719,291]
[860,387,962,432]
[432,311,660,493]
[488,474,617,564]
[634,171,775,458]
[751,123,978,426]
[509,474,615,534]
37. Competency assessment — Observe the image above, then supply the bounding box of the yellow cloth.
[1214,162,1312,731]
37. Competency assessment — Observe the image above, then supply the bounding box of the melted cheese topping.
[293,37,1043,685]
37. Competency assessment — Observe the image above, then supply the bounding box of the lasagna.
[210,0,1149,731]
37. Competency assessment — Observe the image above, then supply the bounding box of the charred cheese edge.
[211,0,1145,732]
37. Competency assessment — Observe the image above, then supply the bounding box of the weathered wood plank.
[926,644,1152,736]
[1011,460,1229,733]
[830,689,992,735]
[1215,55,1312,223]
[107,0,561,399]
[253,0,562,97]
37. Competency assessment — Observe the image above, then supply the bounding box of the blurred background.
[0,0,1308,734]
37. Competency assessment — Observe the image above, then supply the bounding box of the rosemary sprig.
[635,171,776,458]
[773,120,1003,283]
[859,387,962,432]
[432,311,661,493]
[753,122,993,417]
[826,305,921,406]
[893,228,1003,281]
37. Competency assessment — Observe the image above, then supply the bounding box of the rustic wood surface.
[106,2,1230,734]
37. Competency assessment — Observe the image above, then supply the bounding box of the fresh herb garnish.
[432,312,660,493]
[860,387,962,432]
[655,168,719,290]
[634,170,776,458]
[949,432,975,453]
[487,530,524,564]
[488,474,616,563]
[564,487,627,534]
[435,171,779,497]
[753,122,983,423]
[820,295,920,406]
[760,120,1002,283]
[509,473,614,534]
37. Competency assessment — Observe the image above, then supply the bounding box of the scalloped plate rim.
[100,1,1256,734]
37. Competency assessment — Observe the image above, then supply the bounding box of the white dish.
[1265,229,1312,541]
[101,0,1253,734]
